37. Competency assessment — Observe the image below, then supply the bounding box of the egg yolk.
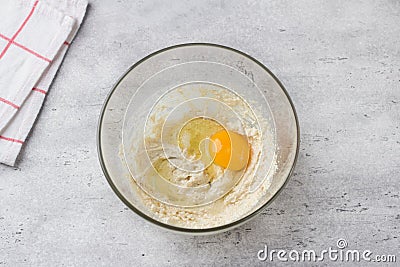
[209,130,250,171]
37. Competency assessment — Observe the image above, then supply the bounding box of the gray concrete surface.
[1,0,399,266]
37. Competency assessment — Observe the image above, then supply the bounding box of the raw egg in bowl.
[97,43,299,234]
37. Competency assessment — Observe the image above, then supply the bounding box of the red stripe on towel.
[0,135,24,144]
[0,33,51,63]
[32,88,47,94]
[0,97,20,109]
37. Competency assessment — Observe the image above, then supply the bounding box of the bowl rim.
[97,42,300,234]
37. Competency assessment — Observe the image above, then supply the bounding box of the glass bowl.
[97,43,299,235]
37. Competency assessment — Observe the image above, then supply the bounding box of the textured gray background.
[1,0,399,266]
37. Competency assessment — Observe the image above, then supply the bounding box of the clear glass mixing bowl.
[97,43,299,234]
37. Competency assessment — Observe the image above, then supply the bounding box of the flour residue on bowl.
[122,83,278,228]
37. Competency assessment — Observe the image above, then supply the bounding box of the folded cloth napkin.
[0,0,88,166]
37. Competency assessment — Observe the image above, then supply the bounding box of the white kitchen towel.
[0,0,88,166]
